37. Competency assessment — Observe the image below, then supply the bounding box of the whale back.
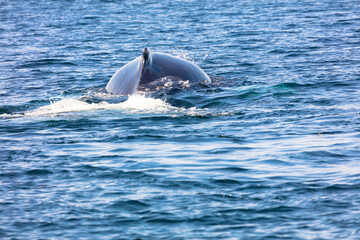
[140,50,211,86]
[106,48,211,95]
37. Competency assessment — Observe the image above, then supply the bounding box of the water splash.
[167,48,193,62]
[23,94,176,117]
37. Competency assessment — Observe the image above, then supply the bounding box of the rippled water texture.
[1,0,360,239]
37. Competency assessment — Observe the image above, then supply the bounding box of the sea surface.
[1,0,360,239]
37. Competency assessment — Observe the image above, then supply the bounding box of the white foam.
[117,94,173,111]
[24,94,176,117]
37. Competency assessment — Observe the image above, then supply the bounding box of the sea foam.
[24,94,175,117]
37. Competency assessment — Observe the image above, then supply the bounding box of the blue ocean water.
[1,0,360,239]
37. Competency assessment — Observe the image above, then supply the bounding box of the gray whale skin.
[106,48,211,95]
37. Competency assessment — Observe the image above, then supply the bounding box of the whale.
[106,48,211,95]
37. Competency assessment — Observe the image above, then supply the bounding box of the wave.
[0,94,178,118]
[29,94,176,117]
[1,80,306,119]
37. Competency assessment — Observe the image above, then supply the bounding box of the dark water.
[1,0,360,239]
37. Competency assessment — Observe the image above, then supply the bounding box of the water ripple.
[1,0,360,239]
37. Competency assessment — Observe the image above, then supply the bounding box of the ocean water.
[1,0,360,239]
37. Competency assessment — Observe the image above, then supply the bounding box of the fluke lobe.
[106,48,211,95]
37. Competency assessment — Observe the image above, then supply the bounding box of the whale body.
[106,48,211,95]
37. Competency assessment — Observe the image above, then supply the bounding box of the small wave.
[0,91,238,119]
[22,94,176,117]
[16,58,77,69]
[273,82,304,89]
[0,113,24,118]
